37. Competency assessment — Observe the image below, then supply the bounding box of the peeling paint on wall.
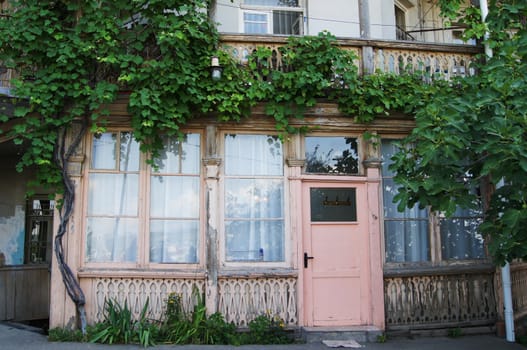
[0,205,25,265]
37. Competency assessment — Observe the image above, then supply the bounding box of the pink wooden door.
[302,182,371,326]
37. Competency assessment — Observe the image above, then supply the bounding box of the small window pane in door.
[310,188,357,222]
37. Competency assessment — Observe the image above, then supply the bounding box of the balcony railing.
[220,34,482,80]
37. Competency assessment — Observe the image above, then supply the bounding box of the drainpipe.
[479,0,516,342]
[502,262,515,342]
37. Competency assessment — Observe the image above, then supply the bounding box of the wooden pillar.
[49,123,86,329]
[203,125,221,314]
[359,0,374,75]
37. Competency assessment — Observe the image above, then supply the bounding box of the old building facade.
[1,0,526,337]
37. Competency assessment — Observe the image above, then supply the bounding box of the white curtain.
[224,135,284,262]
[149,134,200,263]
[86,132,140,263]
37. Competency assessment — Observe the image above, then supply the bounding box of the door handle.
[304,252,314,268]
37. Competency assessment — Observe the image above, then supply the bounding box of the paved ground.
[1,322,525,350]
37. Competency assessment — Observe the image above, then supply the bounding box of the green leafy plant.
[48,327,87,342]
[240,313,293,345]
[89,298,157,347]
[447,327,463,338]
[376,333,387,343]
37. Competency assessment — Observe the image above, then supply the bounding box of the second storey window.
[224,134,285,262]
[85,131,201,265]
[242,0,303,35]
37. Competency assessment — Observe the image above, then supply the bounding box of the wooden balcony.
[220,34,483,80]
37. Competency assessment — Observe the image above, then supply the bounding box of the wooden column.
[359,0,374,75]
[203,125,221,314]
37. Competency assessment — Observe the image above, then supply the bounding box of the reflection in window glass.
[91,133,117,170]
[225,134,283,176]
[224,134,285,262]
[153,134,200,174]
[305,136,359,174]
[440,205,485,260]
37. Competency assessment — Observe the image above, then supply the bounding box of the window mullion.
[429,211,442,263]
[139,150,150,267]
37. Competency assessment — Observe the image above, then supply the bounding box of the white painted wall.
[306,0,360,37]
[215,0,242,34]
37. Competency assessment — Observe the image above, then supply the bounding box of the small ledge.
[77,268,207,279]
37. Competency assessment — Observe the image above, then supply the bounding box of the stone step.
[301,325,383,344]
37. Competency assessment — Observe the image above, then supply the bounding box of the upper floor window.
[304,136,359,175]
[224,134,285,262]
[381,139,485,265]
[85,131,201,265]
[242,0,303,35]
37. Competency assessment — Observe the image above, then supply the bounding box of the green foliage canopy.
[390,0,527,265]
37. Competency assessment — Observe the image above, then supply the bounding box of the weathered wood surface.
[384,269,497,329]
[0,265,50,321]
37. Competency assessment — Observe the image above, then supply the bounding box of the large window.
[85,131,201,264]
[381,139,485,264]
[224,134,285,262]
[242,0,303,35]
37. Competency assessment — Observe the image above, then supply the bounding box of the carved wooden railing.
[85,276,206,323]
[82,275,297,327]
[496,261,527,321]
[220,34,482,80]
[511,262,527,319]
[384,267,497,329]
[218,276,298,327]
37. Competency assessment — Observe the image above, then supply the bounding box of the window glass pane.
[383,178,427,218]
[150,220,198,263]
[224,134,285,263]
[226,220,284,262]
[440,205,485,260]
[305,137,359,174]
[244,0,298,6]
[225,134,283,176]
[26,198,55,264]
[225,179,283,219]
[382,139,429,262]
[119,132,140,171]
[86,218,138,262]
[310,188,357,222]
[153,134,200,174]
[273,10,301,35]
[385,220,430,262]
[150,176,199,218]
[91,133,117,170]
[88,174,139,216]
[244,12,268,34]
